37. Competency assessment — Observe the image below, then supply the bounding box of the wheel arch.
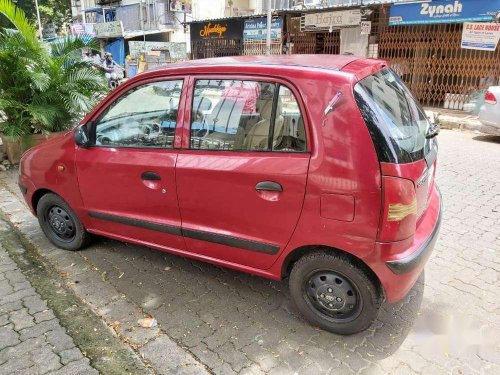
[281,245,385,298]
[32,188,56,213]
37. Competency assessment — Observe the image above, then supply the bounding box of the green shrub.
[0,0,107,138]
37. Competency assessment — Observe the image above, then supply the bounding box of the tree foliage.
[0,0,71,34]
[0,0,107,138]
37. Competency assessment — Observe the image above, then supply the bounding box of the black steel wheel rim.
[46,205,76,242]
[303,270,362,322]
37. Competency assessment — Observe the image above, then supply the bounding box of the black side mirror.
[74,124,90,148]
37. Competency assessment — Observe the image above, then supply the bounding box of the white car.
[479,87,500,135]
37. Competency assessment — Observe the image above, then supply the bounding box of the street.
[0,129,499,374]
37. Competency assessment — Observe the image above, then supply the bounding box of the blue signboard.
[389,0,500,26]
[243,17,283,40]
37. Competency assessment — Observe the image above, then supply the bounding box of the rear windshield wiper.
[425,123,440,139]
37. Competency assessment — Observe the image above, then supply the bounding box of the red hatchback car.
[18,55,441,335]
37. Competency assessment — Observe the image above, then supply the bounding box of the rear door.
[176,77,310,269]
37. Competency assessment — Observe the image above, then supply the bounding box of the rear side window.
[190,79,306,152]
[355,69,431,163]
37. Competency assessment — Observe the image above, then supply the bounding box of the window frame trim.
[87,76,187,150]
[184,74,311,154]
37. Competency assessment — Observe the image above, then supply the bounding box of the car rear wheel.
[289,251,382,335]
[37,193,90,251]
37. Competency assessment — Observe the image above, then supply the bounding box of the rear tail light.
[378,176,417,242]
[485,91,497,105]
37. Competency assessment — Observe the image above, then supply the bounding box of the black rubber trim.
[386,188,442,275]
[88,211,182,236]
[88,211,279,255]
[182,228,280,255]
[18,183,28,195]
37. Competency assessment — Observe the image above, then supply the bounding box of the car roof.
[148,55,388,78]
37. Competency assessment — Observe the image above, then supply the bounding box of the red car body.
[19,55,441,304]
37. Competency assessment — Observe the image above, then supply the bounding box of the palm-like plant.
[0,0,107,138]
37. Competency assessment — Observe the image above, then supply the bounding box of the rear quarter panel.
[268,70,382,275]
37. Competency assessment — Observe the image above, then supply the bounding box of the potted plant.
[0,0,107,163]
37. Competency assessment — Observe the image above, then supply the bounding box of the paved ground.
[0,129,499,374]
[0,241,97,374]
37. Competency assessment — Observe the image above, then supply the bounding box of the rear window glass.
[355,69,431,163]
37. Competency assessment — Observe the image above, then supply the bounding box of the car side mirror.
[74,124,90,148]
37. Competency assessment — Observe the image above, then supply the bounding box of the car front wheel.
[289,251,382,335]
[37,193,90,251]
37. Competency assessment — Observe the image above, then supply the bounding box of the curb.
[0,181,211,375]
[424,109,483,133]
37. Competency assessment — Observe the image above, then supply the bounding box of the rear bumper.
[479,122,500,136]
[368,185,442,302]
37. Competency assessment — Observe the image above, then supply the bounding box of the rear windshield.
[354,69,432,163]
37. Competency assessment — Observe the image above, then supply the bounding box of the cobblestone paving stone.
[1,130,499,374]
[0,244,97,375]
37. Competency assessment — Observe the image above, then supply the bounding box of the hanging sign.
[360,21,371,35]
[243,17,283,40]
[389,0,500,26]
[461,22,500,51]
[301,9,361,32]
[94,21,124,38]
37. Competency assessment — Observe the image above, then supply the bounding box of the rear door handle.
[255,181,283,192]
[141,171,161,181]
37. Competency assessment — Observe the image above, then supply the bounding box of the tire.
[36,193,90,251]
[289,251,382,335]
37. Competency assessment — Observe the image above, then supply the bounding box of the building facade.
[70,0,188,66]
[189,0,500,109]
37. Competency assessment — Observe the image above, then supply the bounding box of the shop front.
[284,7,366,56]
[377,0,500,109]
[243,17,283,55]
[94,20,126,66]
[190,19,244,59]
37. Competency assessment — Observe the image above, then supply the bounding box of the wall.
[191,0,225,20]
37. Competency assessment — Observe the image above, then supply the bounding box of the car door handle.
[141,171,161,181]
[255,181,283,192]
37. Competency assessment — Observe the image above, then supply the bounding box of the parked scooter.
[102,52,125,89]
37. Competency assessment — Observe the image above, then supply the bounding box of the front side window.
[95,80,183,148]
[190,79,307,152]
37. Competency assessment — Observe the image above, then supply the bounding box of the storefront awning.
[123,29,175,39]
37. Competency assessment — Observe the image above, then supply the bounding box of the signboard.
[360,21,371,35]
[190,19,243,41]
[169,0,192,13]
[301,9,361,32]
[461,22,500,51]
[243,17,283,40]
[389,0,500,26]
[128,41,187,60]
[94,21,123,38]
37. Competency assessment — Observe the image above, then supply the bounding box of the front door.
[176,77,310,269]
[76,79,186,251]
